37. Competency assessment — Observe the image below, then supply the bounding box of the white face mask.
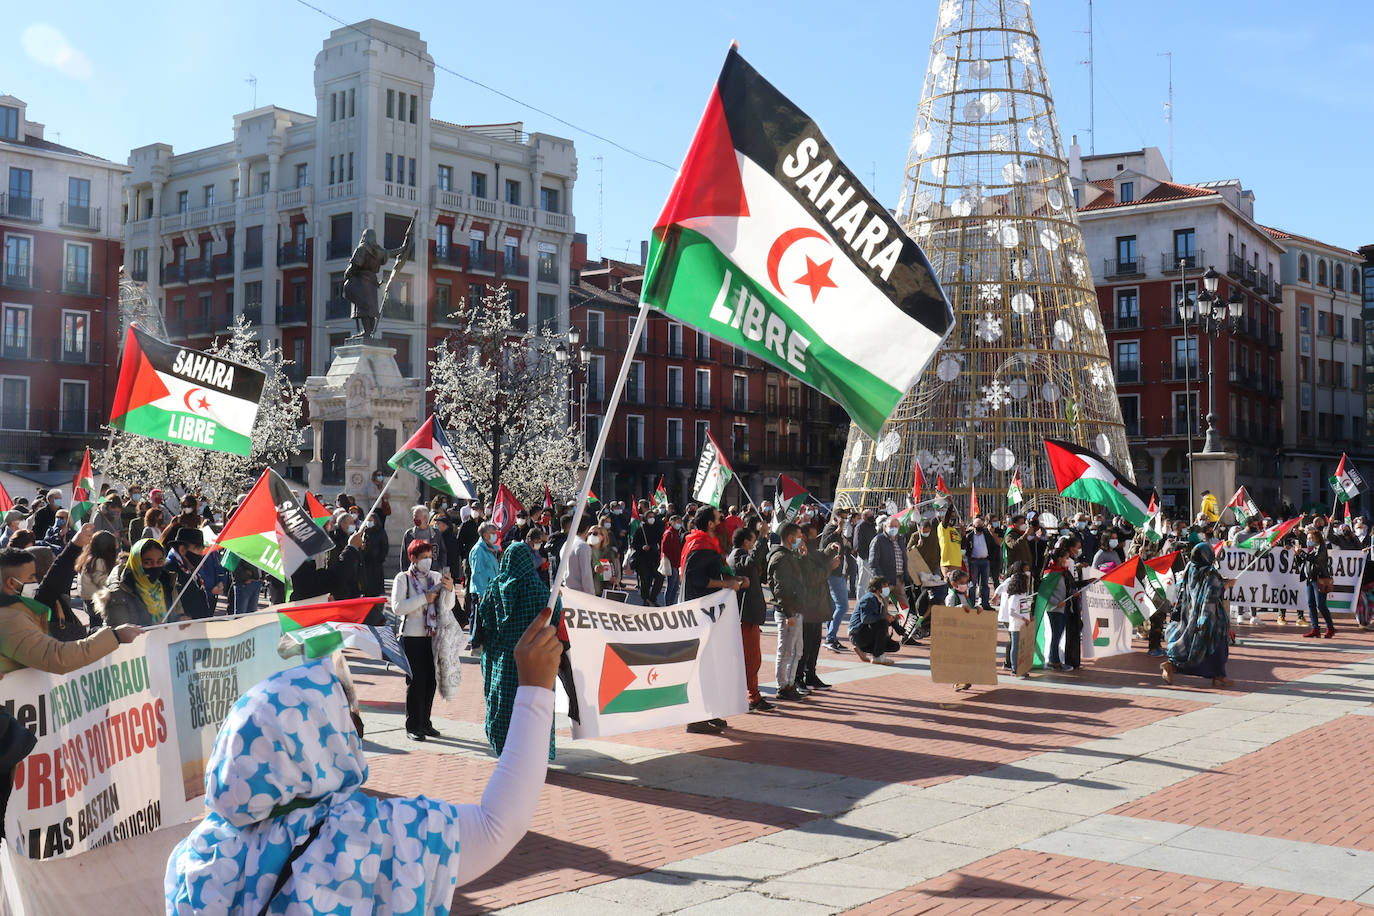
[485,533,498,545]
[881,586,891,598]
[415,558,432,573]
[887,527,900,537]
[1109,539,1119,548]
[365,519,375,528]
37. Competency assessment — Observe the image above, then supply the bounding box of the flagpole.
[166,550,214,620]
[360,467,400,527]
[546,303,653,613]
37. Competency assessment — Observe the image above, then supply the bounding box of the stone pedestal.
[305,343,424,562]
[1191,451,1238,519]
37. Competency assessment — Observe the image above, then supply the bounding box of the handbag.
[1317,576,1335,594]
[657,552,672,577]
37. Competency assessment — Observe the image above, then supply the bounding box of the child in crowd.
[943,568,971,606]
[998,561,1033,677]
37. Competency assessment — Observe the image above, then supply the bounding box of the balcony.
[1104,258,1144,279]
[212,252,235,276]
[2,263,34,289]
[432,246,466,271]
[501,255,529,278]
[666,394,685,408]
[1114,365,1140,383]
[1160,253,1200,272]
[431,186,549,230]
[325,297,351,320]
[129,265,147,282]
[161,262,187,285]
[243,304,263,326]
[59,203,101,231]
[1,194,43,222]
[277,302,308,325]
[281,363,306,384]
[1270,282,1283,303]
[1270,378,1284,398]
[278,243,309,267]
[326,239,352,261]
[1,338,32,360]
[276,186,313,211]
[395,361,413,379]
[695,397,712,410]
[732,397,754,413]
[55,338,100,364]
[537,260,559,284]
[1123,418,1141,437]
[626,388,645,406]
[243,248,264,270]
[469,249,497,273]
[1168,361,1200,381]
[668,342,685,358]
[431,301,462,327]
[326,181,355,201]
[186,260,211,282]
[183,315,215,337]
[1258,270,1270,293]
[61,267,92,295]
[1244,263,1259,287]
[1228,253,1246,279]
[1114,313,1140,330]
[381,298,414,321]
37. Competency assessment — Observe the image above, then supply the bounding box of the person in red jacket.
[660,514,685,604]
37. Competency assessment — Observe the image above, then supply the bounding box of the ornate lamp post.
[1189,266,1247,453]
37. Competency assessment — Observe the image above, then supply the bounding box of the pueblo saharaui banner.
[3,615,292,861]
[562,587,748,739]
[1216,547,1367,617]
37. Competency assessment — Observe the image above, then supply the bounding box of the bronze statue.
[342,218,414,340]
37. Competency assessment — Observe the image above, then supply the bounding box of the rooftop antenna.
[1158,50,1174,176]
[595,154,604,261]
[1079,0,1095,155]
[245,74,258,109]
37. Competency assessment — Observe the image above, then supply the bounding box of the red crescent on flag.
[766,227,828,297]
[647,667,660,685]
[183,387,205,412]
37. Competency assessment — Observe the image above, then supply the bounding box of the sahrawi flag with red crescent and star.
[108,324,265,456]
[1044,439,1153,526]
[388,414,477,499]
[639,47,954,439]
[70,447,95,523]
[214,468,333,582]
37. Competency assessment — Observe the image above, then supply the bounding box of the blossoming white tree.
[428,285,582,503]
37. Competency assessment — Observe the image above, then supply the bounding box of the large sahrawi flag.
[389,414,477,499]
[692,430,735,507]
[640,48,954,439]
[562,587,748,738]
[1044,439,1153,526]
[109,324,265,456]
[215,468,333,581]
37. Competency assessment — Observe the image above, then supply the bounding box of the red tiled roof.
[1260,225,1361,258]
[0,133,119,164]
[1079,179,1216,212]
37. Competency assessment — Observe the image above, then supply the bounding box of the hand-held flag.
[778,474,808,523]
[305,491,331,527]
[1007,470,1023,507]
[692,430,736,507]
[388,415,477,499]
[653,477,669,510]
[0,477,12,512]
[638,48,954,440]
[492,483,523,536]
[1330,453,1367,502]
[913,461,924,506]
[1236,517,1302,551]
[214,468,333,581]
[70,448,95,523]
[1044,439,1152,526]
[108,324,265,456]
[1223,486,1260,526]
[969,482,981,518]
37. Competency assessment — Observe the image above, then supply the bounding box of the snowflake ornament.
[972,400,990,419]
[876,430,901,461]
[1090,365,1107,390]
[981,379,1011,411]
[929,449,956,478]
[977,283,1000,306]
[975,313,1003,342]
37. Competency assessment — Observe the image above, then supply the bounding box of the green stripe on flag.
[110,402,254,456]
[600,683,689,715]
[645,230,902,439]
[1031,571,1063,669]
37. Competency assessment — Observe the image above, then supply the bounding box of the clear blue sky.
[5,0,1369,259]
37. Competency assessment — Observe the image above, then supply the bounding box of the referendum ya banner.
[561,587,749,739]
[1215,547,1368,617]
[3,614,292,861]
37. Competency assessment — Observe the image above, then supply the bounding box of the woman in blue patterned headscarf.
[1160,543,1234,689]
[165,608,562,915]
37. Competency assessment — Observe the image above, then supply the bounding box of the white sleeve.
[390,572,427,618]
[453,685,554,887]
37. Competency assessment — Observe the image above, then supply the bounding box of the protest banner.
[3,614,292,862]
[1079,581,1134,661]
[561,587,748,739]
[1215,547,1367,617]
[929,603,998,686]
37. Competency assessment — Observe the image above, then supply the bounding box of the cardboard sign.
[929,599,999,686]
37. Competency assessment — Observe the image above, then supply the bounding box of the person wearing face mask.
[1074,515,1099,560]
[468,522,503,620]
[869,515,914,613]
[0,526,140,674]
[767,522,810,703]
[630,505,665,607]
[360,510,389,597]
[501,511,531,549]
[391,540,457,741]
[1002,514,1033,577]
[585,522,620,597]
[850,576,900,665]
[1296,526,1336,639]
[163,527,213,620]
[1160,543,1234,688]
[937,506,964,580]
[40,509,73,550]
[820,515,855,652]
[660,514,685,605]
[94,538,176,627]
[1040,544,1075,671]
[325,510,364,601]
[0,508,29,549]
[1092,529,1124,571]
[962,515,1000,611]
[92,494,126,546]
[30,489,62,541]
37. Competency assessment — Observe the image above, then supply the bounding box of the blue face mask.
[1307,539,1316,547]
[789,538,802,552]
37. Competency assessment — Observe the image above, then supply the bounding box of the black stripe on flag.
[609,639,700,668]
[133,325,266,402]
[713,49,952,337]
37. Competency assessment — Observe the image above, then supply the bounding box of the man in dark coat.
[631,511,665,606]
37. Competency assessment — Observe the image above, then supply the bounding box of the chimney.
[1068,135,1082,182]
[639,240,648,266]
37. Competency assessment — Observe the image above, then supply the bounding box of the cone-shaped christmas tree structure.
[834,0,1132,523]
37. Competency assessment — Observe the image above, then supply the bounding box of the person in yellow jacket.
[1199,490,1219,523]
[937,505,964,577]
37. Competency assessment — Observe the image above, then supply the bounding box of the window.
[328,157,335,185]
[1318,259,1328,286]
[470,172,487,199]
[348,88,355,117]
[1300,305,1311,329]
[1119,181,1134,203]
[386,89,394,118]
[666,419,683,458]
[1115,288,1139,327]
[203,184,215,207]
[732,422,749,457]
[468,229,485,262]
[733,373,748,411]
[331,92,338,121]
[1299,254,1310,281]
[59,380,86,433]
[536,293,556,331]
[259,171,270,194]
[695,420,710,455]
[1336,264,1345,290]
[505,180,520,205]
[1173,390,1198,435]
[56,311,87,362]
[0,106,17,140]
[434,281,451,312]
[1173,228,1196,266]
[587,355,605,400]
[347,153,354,182]
[467,282,484,305]
[668,322,683,356]
[243,280,263,308]
[130,247,146,280]
[1334,314,1345,339]
[1,377,28,430]
[540,187,560,213]
[385,153,393,183]
[396,93,405,122]
[1115,236,1137,271]
[1073,187,1080,207]
[1119,395,1140,436]
[1173,279,1198,313]
[628,360,645,403]
[1353,321,1361,344]
[408,158,416,187]
[695,368,711,408]
[626,415,644,459]
[8,168,32,206]
[435,223,451,256]
[1318,311,1328,336]
[410,94,418,124]
[64,242,90,292]
[3,305,31,355]
[4,235,31,284]
[68,178,90,224]
[1173,336,1198,377]
[696,331,711,360]
[585,310,604,347]
[667,365,683,405]
[437,164,452,191]
[177,190,189,212]
[295,163,308,188]
[1114,341,1140,382]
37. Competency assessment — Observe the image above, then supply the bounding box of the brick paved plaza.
[353,621,1374,914]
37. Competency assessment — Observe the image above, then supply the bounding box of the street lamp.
[1190,266,1247,453]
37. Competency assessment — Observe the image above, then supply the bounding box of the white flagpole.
[546,303,652,613]
[360,467,400,527]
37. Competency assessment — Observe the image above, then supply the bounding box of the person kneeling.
[850,576,900,665]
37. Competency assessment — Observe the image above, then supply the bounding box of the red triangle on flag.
[653,87,749,230]
[277,596,385,629]
[217,469,279,542]
[397,415,438,454]
[779,474,807,502]
[110,326,171,420]
[598,643,637,712]
[0,477,11,512]
[305,491,331,523]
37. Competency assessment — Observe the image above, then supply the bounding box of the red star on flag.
[794,256,837,302]
[197,395,211,410]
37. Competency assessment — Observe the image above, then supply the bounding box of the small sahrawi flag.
[778,473,808,522]
[70,447,95,523]
[1098,557,1168,628]
[305,491,332,528]
[1044,439,1152,526]
[692,431,735,507]
[1330,453,1367,503]
[640,48,954,439]
[1223,486,1261,526]
[109,324,265,456]
[599,639,700,714]
[1007,470,1023,507]
[216,468,333,581]
[389,415,477,499]
[1146,511,1168,543]
[276,596,386,658]
[1237,517,1302,551]
[653,477,669,510]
